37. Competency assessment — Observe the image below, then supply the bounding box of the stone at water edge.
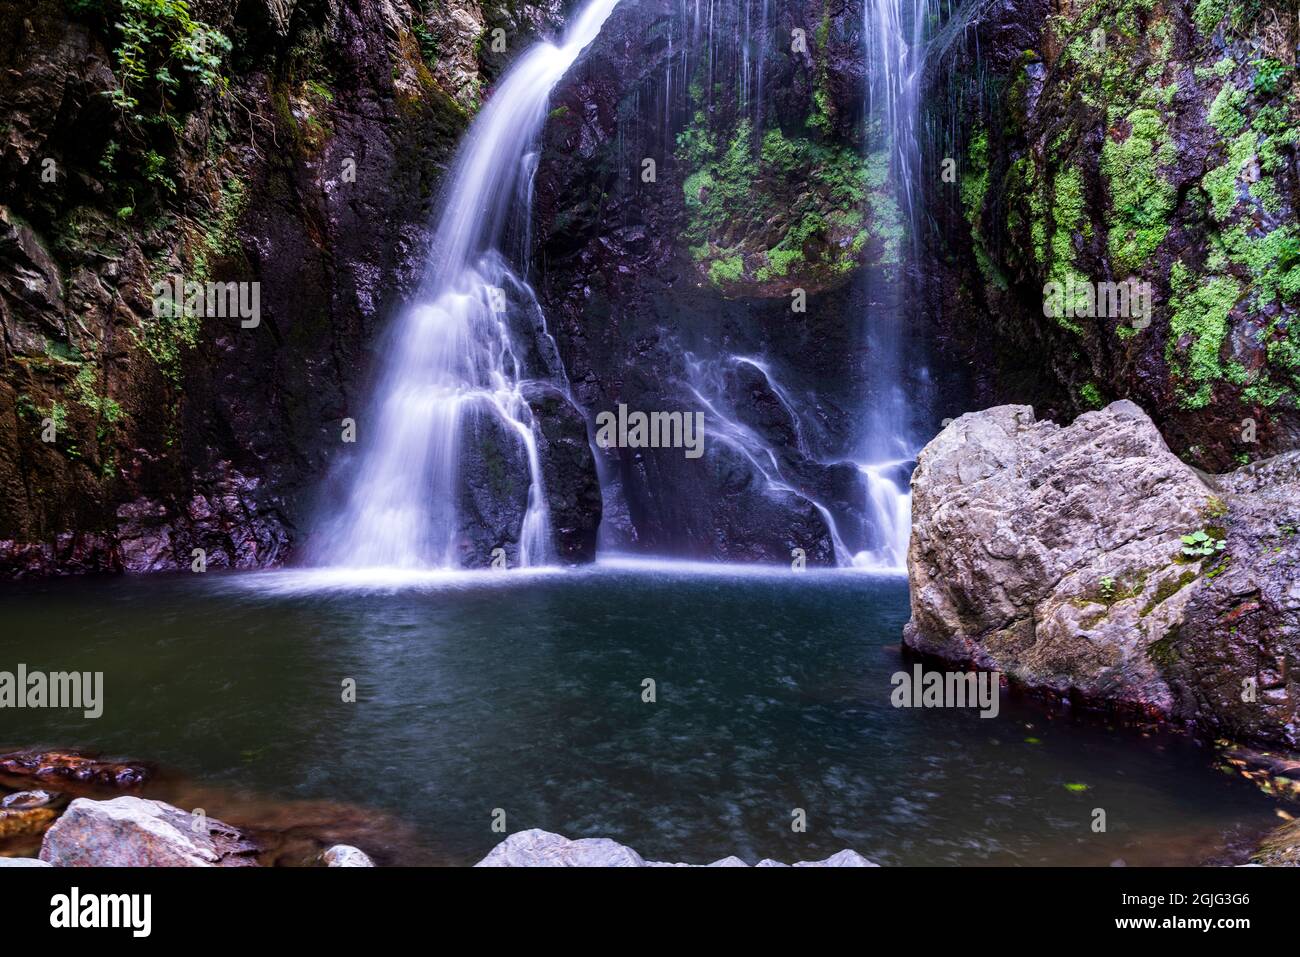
[39,797,260,867]
[904,401,1300,748]
[478,830,646,867]
[1252,817,1300,866]
[322,844,375,867]
[0,750,151,791]
[476,829,878,867]
[0,857,51,867]
[0,805,58,839]
[1,789,61,809]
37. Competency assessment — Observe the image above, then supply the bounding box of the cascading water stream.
[852,0,932,572]
[310,0,619,570]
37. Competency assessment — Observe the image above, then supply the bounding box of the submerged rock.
[1219,747,1300,802]
[0,806,58,840]
[906,401,1300,748]
[0,750,151,791]
[321,844,375,867]
[39,797,259,867]
[476,829,877,867]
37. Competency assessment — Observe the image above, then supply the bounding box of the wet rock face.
[39,796,260,867]
[0,0,574,577]
[906,401,1300,748]
[450,384,600,567]
[455,402,535,567]
[524,383,602,563]
[925,0,1300,469]
[532,0,900,564]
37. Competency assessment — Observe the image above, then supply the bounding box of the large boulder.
[905,401,1300,747]
[475,829,876,867]
[39,797,259,867]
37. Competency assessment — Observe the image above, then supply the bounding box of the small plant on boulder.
[1181,529,1226,558]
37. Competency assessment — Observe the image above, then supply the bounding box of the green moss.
[72,364,124,429]
[960,129,989,227]
[1203,131,1257,221]
[1147,631,1178,666]
[1166,261,1242,408]
[707,255,745,286]
[1195,57,1236,82]
[1207,83,1248,137]
[189,174,248,283]
[808,12,834,135]
[1219,224,1300,310]
[1040,165,1090,333]
[1139,570,1199,616]
[1080,382,1104,408]
[1192,0,1261,36]
[678,116,890,285]
[1100,109,1175,273]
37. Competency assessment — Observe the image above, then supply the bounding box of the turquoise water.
[0,563,1280,865]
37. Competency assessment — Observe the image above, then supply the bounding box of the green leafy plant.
[102,0,231,122]
[412,22,438,65]
[1099,576,1116,602]
[1181,529,1226,558]
[1253,58,1290,95]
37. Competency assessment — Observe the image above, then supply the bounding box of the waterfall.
[684,354,856,565]
[310,0,620,570]
[852,0,933,572]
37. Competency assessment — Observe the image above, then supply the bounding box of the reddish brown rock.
[0,750,151,792]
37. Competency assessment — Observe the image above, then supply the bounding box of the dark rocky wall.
[0,0,573,575]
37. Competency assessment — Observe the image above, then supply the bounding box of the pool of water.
[0,562,1280,865]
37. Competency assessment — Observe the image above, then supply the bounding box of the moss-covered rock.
[926,0,1300,469]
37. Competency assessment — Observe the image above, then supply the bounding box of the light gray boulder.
[321,844,375,867]
[0,857,52,867]
[39,797,259,867]
[475,829,877,867]
[905,401,1300,747]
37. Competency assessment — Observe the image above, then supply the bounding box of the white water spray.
[312,1,619,570]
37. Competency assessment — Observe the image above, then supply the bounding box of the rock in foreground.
[40,797,259,867]
[906,402,1300,748]
[475,829,877,867]
[1252,818,1300,867]
[321,844,375,867]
